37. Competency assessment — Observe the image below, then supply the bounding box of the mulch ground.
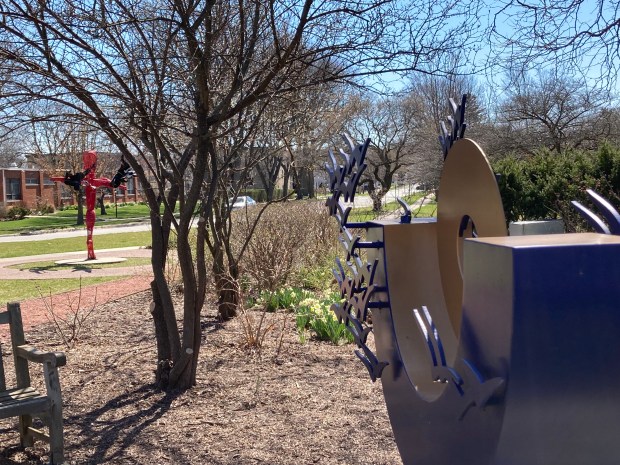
[0,285,402,465]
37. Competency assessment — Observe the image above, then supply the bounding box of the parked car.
[230,195,257,209]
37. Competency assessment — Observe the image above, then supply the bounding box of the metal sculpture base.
[368,227,620,465]
[323,108,620,465]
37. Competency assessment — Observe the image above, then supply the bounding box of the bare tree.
[205,87,349,321]
[29,115,115,223]
[501,71,612,154]
[278,84,351,199]
[405,62,487,187]
[347,93,422,211]
[251,115,287,202]
[490,0,620,88]
[248,81,352,201]
[0,133,24,167]
[0,0,485,389]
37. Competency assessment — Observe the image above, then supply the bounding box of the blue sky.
[365,0,620,101]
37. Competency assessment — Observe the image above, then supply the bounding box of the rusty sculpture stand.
[326,96,620,465]
[51,150,129,260]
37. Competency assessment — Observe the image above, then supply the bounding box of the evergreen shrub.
[493,144,620,232]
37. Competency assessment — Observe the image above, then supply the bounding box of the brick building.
[0,167,140,211]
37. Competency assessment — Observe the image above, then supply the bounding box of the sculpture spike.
[572,200,612,234]
[585,189,620,235]
[439,94,468,159]
[324,135,388,380]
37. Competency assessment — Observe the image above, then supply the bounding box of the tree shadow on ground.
[0,445,42,465]
[0,425,55,465]
[0,387,237,465]
[66,384,184,463]
[22,264,98,274]
[201,316,225,334]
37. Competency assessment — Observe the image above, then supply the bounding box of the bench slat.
[0,387,49,419]
[0,386,43,402]
[0,398,50,419]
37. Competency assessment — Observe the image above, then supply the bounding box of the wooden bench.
[0,302,66,464]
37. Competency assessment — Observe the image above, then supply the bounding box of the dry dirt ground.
[0,284,403,465]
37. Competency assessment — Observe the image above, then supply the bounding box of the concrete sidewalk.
[0,224,156,336]
[0,246,153,280]
[0,222,152,242]
[0,246,155,336]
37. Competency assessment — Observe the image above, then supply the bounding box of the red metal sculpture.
[51,150,133,260]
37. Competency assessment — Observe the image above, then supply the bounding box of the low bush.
[34,197,55,215]
[294,257,336,291]
[6,205,30,220]
[253,287,314,312]
[295,293,353,345]
[237,200,338,291]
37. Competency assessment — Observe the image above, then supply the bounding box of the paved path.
[0,246,153,280]
[0,244,155,336]
[0,222,152,242]
[0,220,154,278]
[0,273,153,338]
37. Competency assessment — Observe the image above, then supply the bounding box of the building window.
[25,173,39,185]
[6,178,21,200]
[126,177,135,195]
[43,176,55,186]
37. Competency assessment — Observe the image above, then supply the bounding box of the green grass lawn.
[0,231,152,259]
[0,276,128,306]
[413,202,437,217]
[54,203,154,219]
[348,193,436,223]
[0,203,156,234]
[0,215,80,232]
[0,203,157,303]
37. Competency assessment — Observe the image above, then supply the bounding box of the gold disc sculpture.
[326,95,620,465]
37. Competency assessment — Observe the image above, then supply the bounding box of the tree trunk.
[371,194,383,212]
[307,170,315,198]
[153,207,209,391]
[98,192,107,215]
[216,272,240,320]
[266,182,275,202]
[76,188,84,226]
[150,280,172,388]
[282,166,290,198]
[148,206,186,390]
[171,228,202,389]
[370,188,387,213]
[291,166,302,199]
[213,251,239,320]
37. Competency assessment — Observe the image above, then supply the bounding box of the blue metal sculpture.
[439,94,467,159]
[325,135,388,381]
[325,96,620,465]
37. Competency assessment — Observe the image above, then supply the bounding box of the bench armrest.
[15,345,67,368]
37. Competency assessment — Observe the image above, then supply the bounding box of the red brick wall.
[2,168,142,210]
[20,171,56,210]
